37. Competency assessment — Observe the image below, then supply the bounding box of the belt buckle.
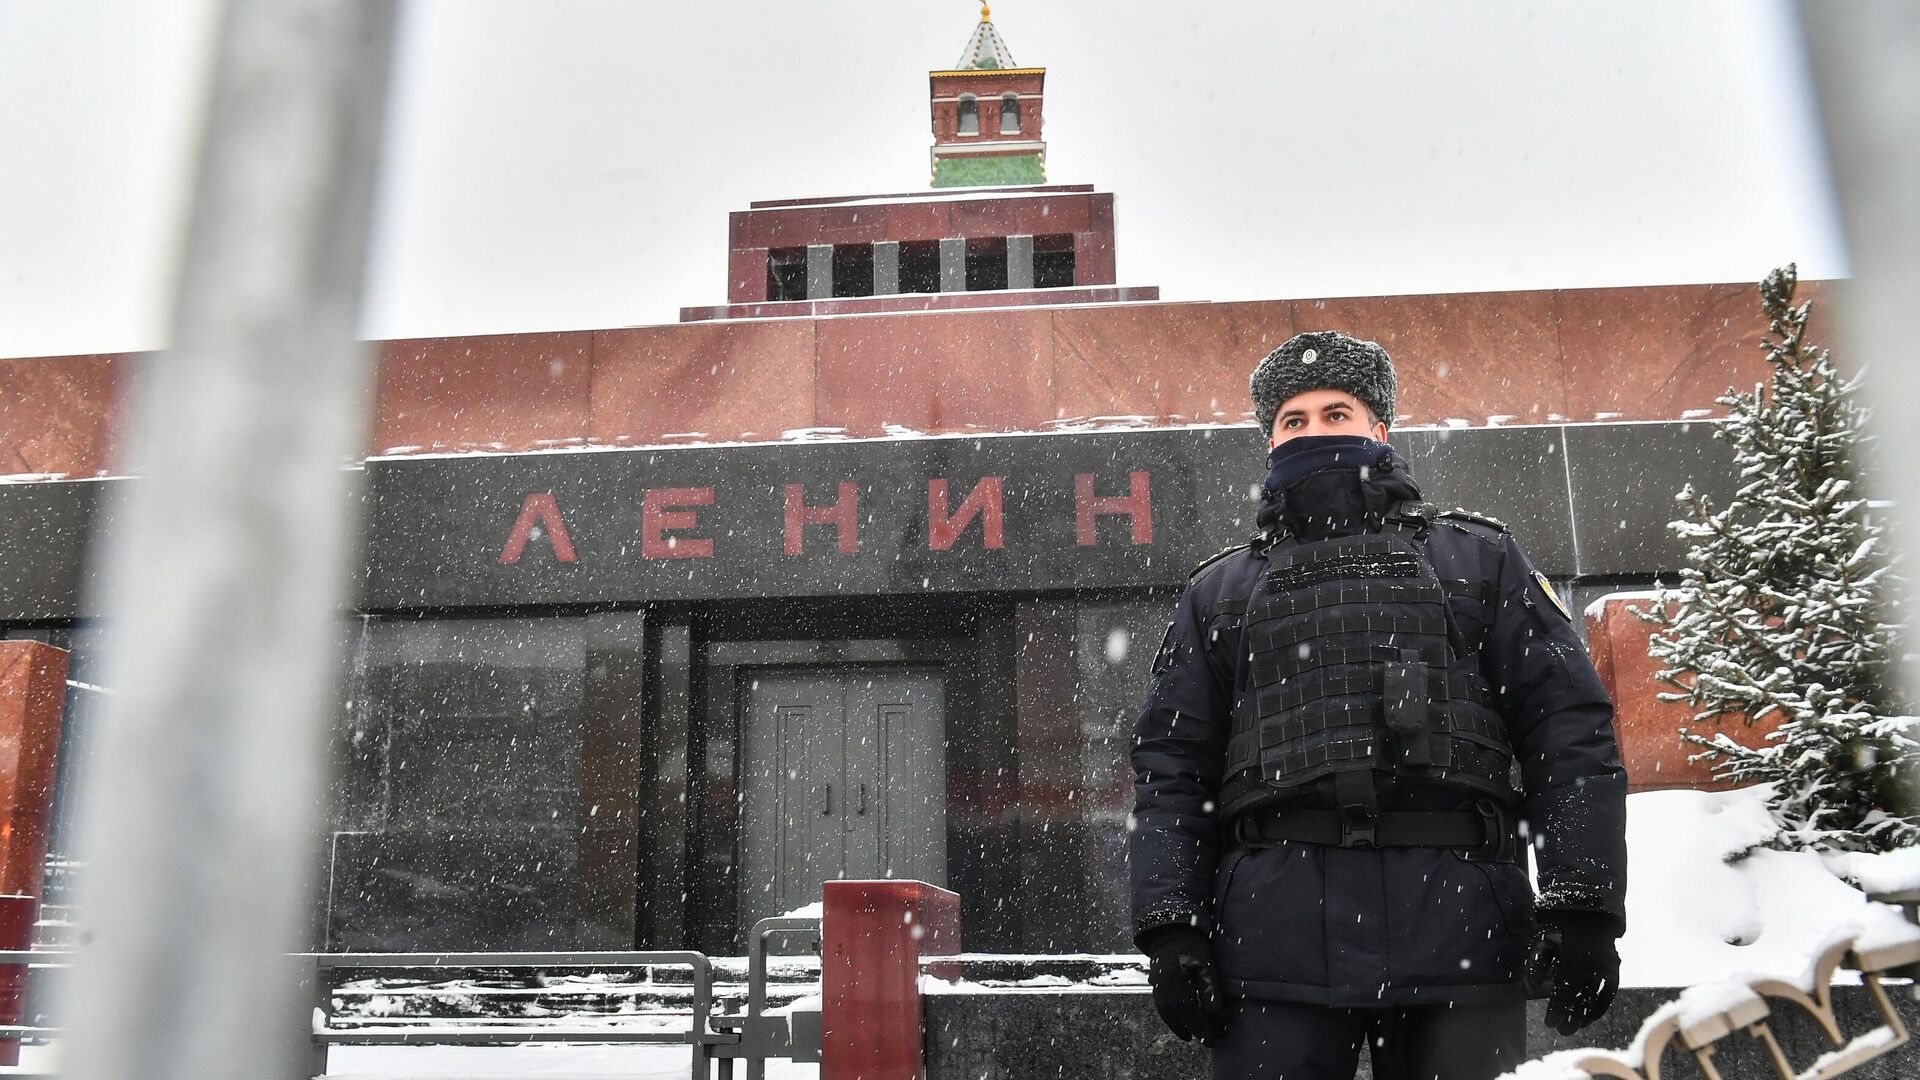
[1339,804,1377,848]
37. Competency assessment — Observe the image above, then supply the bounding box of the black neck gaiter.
[1256,435,1418,541]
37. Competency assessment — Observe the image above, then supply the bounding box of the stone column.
[872,241,901,295]
[939,237,967,292]
[1007,234,1035,290]
[0,640,67,900]
[806,244,834,300]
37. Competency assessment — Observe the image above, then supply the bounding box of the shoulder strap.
[1386,498,1439,541]
[1187,541,1252,583]
[1435,506,1509,534]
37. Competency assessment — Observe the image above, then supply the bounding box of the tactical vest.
[1219,508,1517,820]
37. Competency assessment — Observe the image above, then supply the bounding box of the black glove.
[1526,911,1621,1036]
[1142,926,1229,1044]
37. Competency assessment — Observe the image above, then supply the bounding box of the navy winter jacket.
[1127,453,1628,1007]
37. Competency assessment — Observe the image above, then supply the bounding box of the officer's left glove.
[1526,911,1621,1036]
[1141,926,1229,1044]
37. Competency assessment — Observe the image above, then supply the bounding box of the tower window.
[1034,234,1075,288]
[958,95,979,136]
[831,244,875,298]
[1000,94,1021,134]
[766,248,807,302]
[899,241,940,294]
[965,236,1008,292]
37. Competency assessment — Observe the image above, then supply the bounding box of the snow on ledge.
[1583,589,1664,620]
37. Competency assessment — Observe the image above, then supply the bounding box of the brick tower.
[929,5,1046,187]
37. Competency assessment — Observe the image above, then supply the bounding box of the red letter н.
[1074,471,1152,546]
[785,482,859,555]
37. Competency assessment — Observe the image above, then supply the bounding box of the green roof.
[933,153,1045,188]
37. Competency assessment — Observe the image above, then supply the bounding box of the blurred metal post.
[57,2,395,1079]
[1795,4,1920,712]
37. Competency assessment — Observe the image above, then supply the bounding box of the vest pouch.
[1381,651,1434,770]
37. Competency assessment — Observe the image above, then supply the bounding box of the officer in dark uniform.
[1129,332,1628,1080]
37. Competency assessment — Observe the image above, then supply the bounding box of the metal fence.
[0,915,824,1080]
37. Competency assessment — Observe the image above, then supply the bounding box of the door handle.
[820,783,831,816]
[857,783,868,815]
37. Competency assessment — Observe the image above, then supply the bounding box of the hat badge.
[1300,348,1318,365]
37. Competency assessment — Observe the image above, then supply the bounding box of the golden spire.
[981,3,991,22]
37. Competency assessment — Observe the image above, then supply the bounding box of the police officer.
[1129,332,1628,1080]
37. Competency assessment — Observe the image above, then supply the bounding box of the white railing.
[1516,928,1920,1080]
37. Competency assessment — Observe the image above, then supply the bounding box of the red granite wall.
[370,281,1808,450]
[0,279,1821,472]
[0,354,128,479]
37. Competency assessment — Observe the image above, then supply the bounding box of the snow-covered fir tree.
[1645,264,1919,853]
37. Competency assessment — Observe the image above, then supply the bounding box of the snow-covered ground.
[1618,785,1919,988]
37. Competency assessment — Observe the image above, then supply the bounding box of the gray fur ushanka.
[1249,330,1398,434]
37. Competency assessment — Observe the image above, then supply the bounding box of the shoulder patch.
[1188,541,1251,582]
[1532,570,1573,621]
[1437,507,1508,531]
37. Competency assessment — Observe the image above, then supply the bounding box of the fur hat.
[1249,331,1397,435]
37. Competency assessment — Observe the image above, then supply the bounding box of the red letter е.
[643,487,716,559]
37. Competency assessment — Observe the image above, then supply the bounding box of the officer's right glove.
[1141,926,1229,1044]
[1526,911,1621,1036]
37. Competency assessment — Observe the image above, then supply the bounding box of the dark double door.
[738,667,946,929]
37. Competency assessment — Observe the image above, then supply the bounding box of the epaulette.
[1435,507,1509,534]
[1188,541,1252,582]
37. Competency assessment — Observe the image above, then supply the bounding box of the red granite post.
[0,640,68,1065]
[1584,593,1780,792]
[821,880,962,1080]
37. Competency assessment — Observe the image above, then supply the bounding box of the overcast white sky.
[0,1,1846,358]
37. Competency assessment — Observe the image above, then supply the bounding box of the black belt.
[1233,799,1517,860]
